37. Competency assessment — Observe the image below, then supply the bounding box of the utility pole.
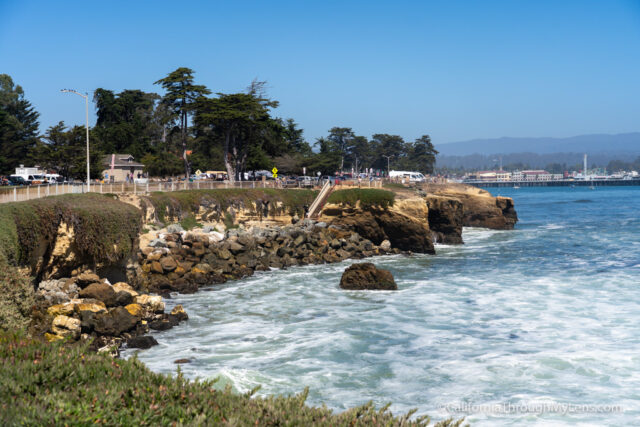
[383,155,392,178]
[61,89,90,192]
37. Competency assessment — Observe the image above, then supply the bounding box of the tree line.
[0,70,437,182]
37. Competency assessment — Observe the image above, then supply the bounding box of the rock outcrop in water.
[339,263,397,290]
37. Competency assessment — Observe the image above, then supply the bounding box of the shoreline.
[0,184,517,424]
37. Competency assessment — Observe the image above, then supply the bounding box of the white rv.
[389,171,426,182]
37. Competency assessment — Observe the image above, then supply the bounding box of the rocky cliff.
[319,184,517,249]
[421,183,518,231]
[321,198,436,254]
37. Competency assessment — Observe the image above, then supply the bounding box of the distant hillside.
[435,133,640,170]
[436,133,640,156]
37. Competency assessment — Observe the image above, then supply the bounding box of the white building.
[522,170,552,181]
[496,171,512,181]
[15,165,44,176]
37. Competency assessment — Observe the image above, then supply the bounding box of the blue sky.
[1,0,639,146]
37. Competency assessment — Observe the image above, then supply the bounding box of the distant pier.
[466,179,640,188]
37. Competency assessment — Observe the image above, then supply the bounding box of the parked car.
[45,173,64,183]
[283,177,298,188]
[27,174,46,185]
[8,175,29,186]
[296,176,315,188]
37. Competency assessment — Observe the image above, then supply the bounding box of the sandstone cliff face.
[424,196,464,244]
[322,184,517,251]
[422,184,518,230]
[321,200,435,254]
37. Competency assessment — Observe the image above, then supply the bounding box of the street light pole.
[61,89,90,192]
[383,155,392,178]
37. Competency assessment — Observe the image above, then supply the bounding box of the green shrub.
[179,215,203,231]
[0,254,34,333]
[327,189,395,209]
[0,331,464,426]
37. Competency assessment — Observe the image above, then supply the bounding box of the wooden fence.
[0,178,383,204]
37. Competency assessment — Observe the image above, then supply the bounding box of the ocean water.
[124,186,640,425]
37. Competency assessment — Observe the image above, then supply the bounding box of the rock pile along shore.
[133,219,401,295]
[38,272,187,353]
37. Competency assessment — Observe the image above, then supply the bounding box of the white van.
[45,173,64,183]
[389,171,426,183]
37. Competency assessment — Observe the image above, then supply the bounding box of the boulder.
[160,256,178,272]
[93,307,139,336]
[209,231,225,243]
[115,291,134,306]
[75,272,101,288]
[38,279,78,305]
[78,283,118,307]
[379,239,392,251]
[113,282,138,297]
[47,302,76,317]
[124,303,144,318]
[74,301,107,314]
[169,305,188,322]
[150,261,164,274]
[135,294,165,313]
[167,224,185,233]
[228,241,244,253]
[127,335,158,349]
[216,248,232,260]
[149,319,173,331]
[149,238,168,248]
[339,262,397,291]
[51,315,82,339]
[147,251,164,261]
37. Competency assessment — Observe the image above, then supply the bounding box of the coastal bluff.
[0,184,516,350]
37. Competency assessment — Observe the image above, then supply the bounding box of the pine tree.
[0,74,40,174]
[154,68,210,178]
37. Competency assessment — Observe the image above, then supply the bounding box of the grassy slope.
[0,333,463,426]
[327,188,395,209]
[144,188,318,223]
